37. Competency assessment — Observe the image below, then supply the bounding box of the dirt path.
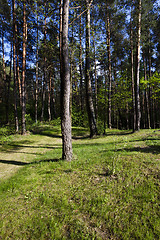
[0,134,62,181]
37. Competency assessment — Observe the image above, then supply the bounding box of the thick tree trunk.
[135,0,141,131]
[22,0,27,135]
[106,3,112,129]
[85,0,97,138]
[12,0,19,132]
[61,0,72,161]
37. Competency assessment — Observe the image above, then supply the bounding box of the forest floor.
[0,125,160,240]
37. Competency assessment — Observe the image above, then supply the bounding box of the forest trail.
[0,134,62,181]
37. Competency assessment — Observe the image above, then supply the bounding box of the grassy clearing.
[0,125,160,239]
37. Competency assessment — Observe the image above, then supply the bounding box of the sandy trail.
[0,134,62,181]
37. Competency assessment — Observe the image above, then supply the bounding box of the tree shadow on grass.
[0,158,61,166]
[120,145,160,155]
[31,129,62,139]
[104,130,133,136]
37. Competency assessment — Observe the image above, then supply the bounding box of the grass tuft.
[0,126,160,239]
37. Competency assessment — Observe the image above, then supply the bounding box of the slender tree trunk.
[35,3,39,123]
[79,4,83,112]
[59,0,63,81]
[70,17,74,120]
[51,76,56,118]
[41,2,47,121]
[142,52,150,129]
[2,28,8,124]
[93,29,98,121]
[15,19,22,105]
[7,43,12,124]
[135,0,141,131]
[22,0,27,135]
[106,3,112,129]
[148,36,154,128]
[85,0,97,137]
[12,0,19,132]
[104,68,107,134]
[130,7,136,132]
[61,0,72,161]
[41,77,46,121]
[48,75,51,121]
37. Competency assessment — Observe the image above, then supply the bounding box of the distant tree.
[85,0,97,137]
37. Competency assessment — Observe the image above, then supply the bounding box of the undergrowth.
[0,126,160,239]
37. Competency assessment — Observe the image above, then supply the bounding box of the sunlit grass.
[0,126,160,239]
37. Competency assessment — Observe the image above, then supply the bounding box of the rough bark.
[61,0,72,161]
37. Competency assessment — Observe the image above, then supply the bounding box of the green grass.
[0,126,160,239]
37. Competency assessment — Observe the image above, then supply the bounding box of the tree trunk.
[2,28,7,124]
[35,3,39,123]
[12,0,19,132]
[104,68,107,134]
[130,7,136,132]
[41,2,47,122]
[135,0,141,131]
[85,0,97,137]
[15,19,22,105]
[93,29,98,121]
[48,75,51,121]
[79,4,83,112]
[142,52,150,129]
[22,0,27,135]
[61,0,72,161]
[106,3,112,129]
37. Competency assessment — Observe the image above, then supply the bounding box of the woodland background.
[0,0,160,134]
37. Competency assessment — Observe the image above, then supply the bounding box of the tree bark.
[61,0,72,161]
[41,1,47,121]
[48,74,51,121]
[35,2,39,123]
[85,0,97,137]
[106,3,112,129]
[12,0,19,132]
[2,28,8,124]
[130,7,136,132]
[142,52,150,129]
[22,0,27,135]
[135,0,141,131]
[79,4,83,112]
